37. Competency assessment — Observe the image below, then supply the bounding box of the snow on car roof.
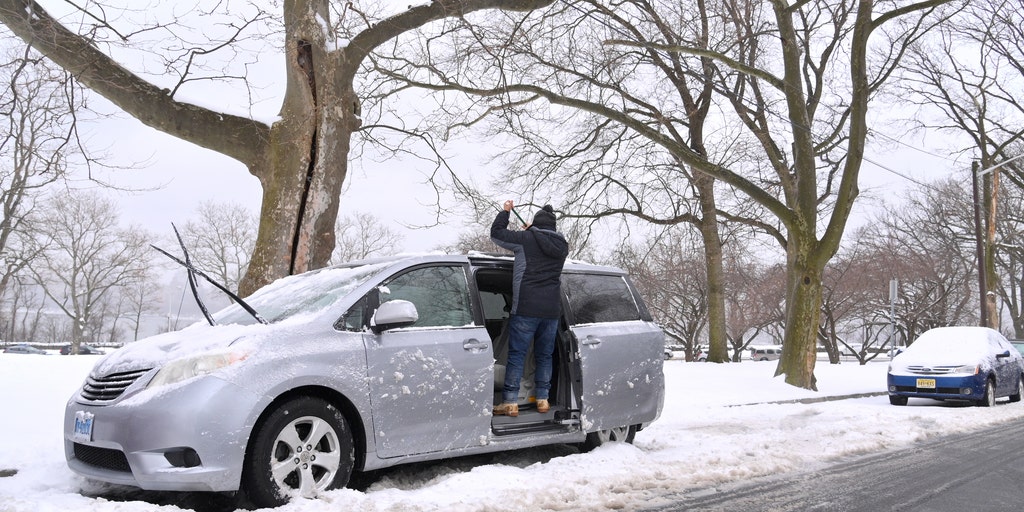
[898,326,1000,365]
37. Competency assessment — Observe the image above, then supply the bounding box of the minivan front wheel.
[242,397,355,508]
[581,425,636,452]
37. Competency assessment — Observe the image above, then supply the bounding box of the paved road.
[653,420,1024,511]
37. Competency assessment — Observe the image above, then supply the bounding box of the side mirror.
[996,350,1012,359]
[370,300,419,334]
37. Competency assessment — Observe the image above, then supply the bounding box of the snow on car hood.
[91,263,389,376]
[891,326,1006,371]
[92,321,284,376]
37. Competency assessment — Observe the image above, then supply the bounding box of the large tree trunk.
[695,173,729,363]
[240,0,352,295]
[777,234,826,390]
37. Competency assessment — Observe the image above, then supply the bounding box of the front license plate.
[916,378,936,389]
[73,411,94,443]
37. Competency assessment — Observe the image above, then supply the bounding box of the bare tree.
[28,191,152,353]
[857,178,977,343]
[0,42,84,299]
[994,181,1024,336]
[113,265,163,343]
[614,229,709,362]
[723,253,785,363]
[379,0,953,388]
[0,0,558,297]
[1,274,43,344]
[376,1,760,364]
[330,211,404,263]
[818,242,893,365]
[897,0,1024,327]
[179,201,258,294]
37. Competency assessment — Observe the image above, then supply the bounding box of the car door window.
[381,266,473,328]
[336,296,369,332]
[563,274,641,324]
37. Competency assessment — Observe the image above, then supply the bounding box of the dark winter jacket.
[490,209,570,318]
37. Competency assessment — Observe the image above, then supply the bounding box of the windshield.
[214,263,388,325]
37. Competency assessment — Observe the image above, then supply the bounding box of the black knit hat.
[532,205,556,229]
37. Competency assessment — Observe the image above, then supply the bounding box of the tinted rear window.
[563,273,641,324]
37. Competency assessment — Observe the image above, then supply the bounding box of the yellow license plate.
[916,378,936,389]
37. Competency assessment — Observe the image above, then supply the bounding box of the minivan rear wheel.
[581,425,636,452]
[242,397,355,508]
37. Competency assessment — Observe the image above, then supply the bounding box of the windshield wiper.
[152,224,268,326]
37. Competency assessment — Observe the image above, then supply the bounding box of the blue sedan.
[887,326,1024,407]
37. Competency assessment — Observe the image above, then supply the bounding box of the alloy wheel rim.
[269,416,341,498]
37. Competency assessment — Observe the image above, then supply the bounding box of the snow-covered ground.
[3,353,1024,512]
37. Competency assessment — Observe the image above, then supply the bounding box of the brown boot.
[493,402,518,417]
[537,399,550,413]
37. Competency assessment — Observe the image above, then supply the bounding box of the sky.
[3,352,1024,512]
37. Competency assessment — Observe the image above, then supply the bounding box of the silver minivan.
[64,254,665,507]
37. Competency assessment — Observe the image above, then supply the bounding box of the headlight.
[148,352,248,389]
[952,364,980,375]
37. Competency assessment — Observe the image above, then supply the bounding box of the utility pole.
[889,278,898,351]
[972,160,989,326]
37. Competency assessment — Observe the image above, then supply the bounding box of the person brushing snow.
[490,200,570,417]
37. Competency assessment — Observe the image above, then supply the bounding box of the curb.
[727,391,889,407]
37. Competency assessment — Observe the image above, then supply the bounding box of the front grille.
[894,385,965,395]
[906,365,962,375]
[80,368,152,401]
[74,443,131,473]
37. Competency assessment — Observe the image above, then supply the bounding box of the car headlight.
[952,364,980,375]
[148,351,248,389]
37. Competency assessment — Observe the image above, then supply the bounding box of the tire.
[241,397,355,508]
[976,379,996,407]
[1011,375,1024,403]
[581,425,636,452]
[889,395,908,406]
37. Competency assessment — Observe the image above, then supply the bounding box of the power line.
[861,155,934,188]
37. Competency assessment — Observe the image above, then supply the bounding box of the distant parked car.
[3,344,47,355]
[60,344,104,355]
[887,326,1024,407]
[663,345,706,362]
[749,346,782,361]
[840,343,864,357]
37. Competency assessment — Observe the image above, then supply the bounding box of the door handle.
[463,339,488,351]
[582,336,602,346]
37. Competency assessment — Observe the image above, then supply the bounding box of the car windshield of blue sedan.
[214,264,388,325]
